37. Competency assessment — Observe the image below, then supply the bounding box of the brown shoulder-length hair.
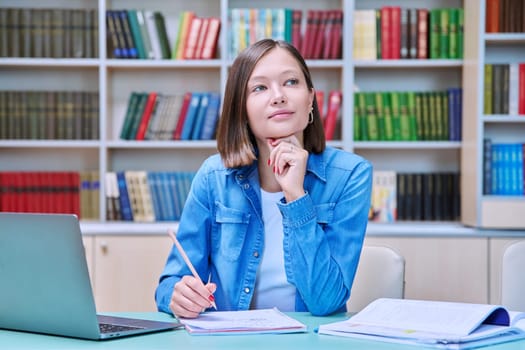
[216,39,326,169]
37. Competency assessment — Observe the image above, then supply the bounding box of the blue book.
[116,171,133,221]
[159,172,176,221]
[146,172,162,221]
[180,92,202,140]
[190,92,210,140]
[199,92,221,140]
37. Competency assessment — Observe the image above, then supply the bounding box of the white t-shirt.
[251,189,296,311]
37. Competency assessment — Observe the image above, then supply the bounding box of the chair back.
[501,240,525,312]
[346,245,405,313]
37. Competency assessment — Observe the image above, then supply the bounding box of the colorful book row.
[119,91,221,141]
[105,171,195,222]
[484,63,525,115]
[106,9,220,60]
[353,7,463,60]
[354,88,462,142]
[486,0,525,33]
[370,171,460,222]
[228,8,342,60]
[0,90,99,140]
[0,171,100,221]
[483,140,525,196]
[0,7,98,58]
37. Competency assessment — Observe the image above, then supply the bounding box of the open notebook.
[0,212,181,340]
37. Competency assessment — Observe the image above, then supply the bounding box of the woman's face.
[245,47,314,143]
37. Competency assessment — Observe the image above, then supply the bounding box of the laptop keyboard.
[99,322,144,334]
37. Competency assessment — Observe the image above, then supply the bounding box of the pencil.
[167,229,217,310]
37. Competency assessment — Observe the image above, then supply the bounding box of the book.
[179,308,307,335]
[318,298,525,349]
[370,170,397,222]
[324,90,342,140]
[200,17,220,59]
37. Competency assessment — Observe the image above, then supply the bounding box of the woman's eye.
[285,78,299,86]
[252,85,266,92]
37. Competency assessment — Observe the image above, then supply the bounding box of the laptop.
[0,212,181,340]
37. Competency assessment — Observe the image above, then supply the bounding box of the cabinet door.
[364,236,488,303]
[93,235,172,312]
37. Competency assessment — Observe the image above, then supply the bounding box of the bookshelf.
[0,0,523,233]
[462,1,525,229]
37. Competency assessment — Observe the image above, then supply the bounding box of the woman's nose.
[271,92,287,105]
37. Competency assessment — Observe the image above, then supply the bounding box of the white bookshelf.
[1,0,523,232]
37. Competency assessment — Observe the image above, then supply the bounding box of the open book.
[318,298,525,349]
[178,308,307,335]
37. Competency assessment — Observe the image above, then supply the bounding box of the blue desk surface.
[2,312,525,350]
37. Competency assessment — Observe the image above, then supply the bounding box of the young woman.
[155,39,372,318]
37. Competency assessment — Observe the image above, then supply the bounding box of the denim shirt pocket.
[213,202,250,261]
[315,202,335,228]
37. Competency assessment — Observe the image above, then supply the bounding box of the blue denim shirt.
[155,146,372,316]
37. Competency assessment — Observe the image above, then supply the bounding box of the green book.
[153,12,171,59]
[137,10,154,59]
[390,92,402,141]
[434,91,444,140]
[441,91,449,141]
[448,8,458,59]
[356,92,368,141]
[415,92,424,141]
[407,92,418,141]
[457,8,464,59]
[374,92,386,141]
[365,92,379,141]
[399,92,411,141]
[421,92,431,141]
[127,92,148,139]
[353,96,361,141]
[127,10,146,59]
[428,92,438,140]
[484,64,493,115]
[381,92,394,141]
[429,9,440,59]
[120,92,140,140]
[375,9,381,59]
[439,9,449,59]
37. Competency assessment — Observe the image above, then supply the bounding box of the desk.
[2,312,525,350]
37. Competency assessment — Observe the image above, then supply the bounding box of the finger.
[171,277,212,317]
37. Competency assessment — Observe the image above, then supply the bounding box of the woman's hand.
[267,136,308,202]
[169,275,216,318]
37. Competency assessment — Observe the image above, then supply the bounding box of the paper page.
[348,298,503,336]
[179,308,307,334]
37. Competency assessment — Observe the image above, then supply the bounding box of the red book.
[300,10,316,58]
[321,10,335,59]
[70,172,80,217]
[381,7,392,59]
[183,17,203,59]
[14,172,26,212]
[486,0,500,33]
[330,9,343,59]
[390,6,401,59]
[519,63,525,115]
[200,17,220,59]
[194,17,210,59]
[291,10,302,51]
[311,10,329,59]
[417,8,429,59]
[324,90,342,140]
[135,92,158,140]
[315,90,325,120]
[173,92,192,140]
[25,172,39,213]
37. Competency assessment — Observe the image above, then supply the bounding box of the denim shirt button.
[243,183,250,189]
[244,287,250,294]
[253,251,259,258]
